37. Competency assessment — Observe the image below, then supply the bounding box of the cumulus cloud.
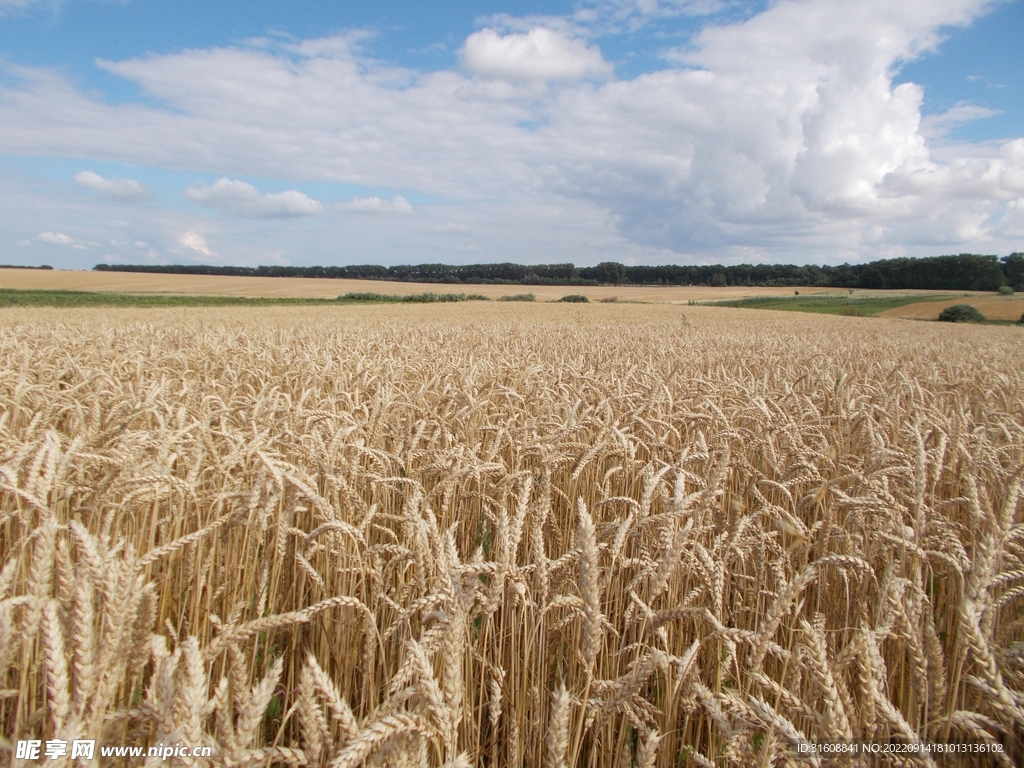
[178,230,213,257]
[542,0,1015,252]
[37,231,87,249]
[462,28,612,82]
[337,195,413,215]
[74,170,148,201]
[184,178,323,218]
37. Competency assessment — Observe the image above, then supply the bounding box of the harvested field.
[1,304,1022,766]
[877,294,1024,321]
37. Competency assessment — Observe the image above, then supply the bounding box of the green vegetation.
[706,293,951,316]
[338,292,483,303]
[558,294,589,303]
[0,288,341,308]
[938,304,985,323]
[997,285,1015,295]
[0,288,496,308]
[498,293,535,302]
[0,288,495,308]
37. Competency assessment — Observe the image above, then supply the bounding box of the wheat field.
[2,304,1022,767]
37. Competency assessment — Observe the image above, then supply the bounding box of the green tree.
[594,262,627,285]
[1002,253,1024,290]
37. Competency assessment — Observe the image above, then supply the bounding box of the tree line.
[94,253,1024,291]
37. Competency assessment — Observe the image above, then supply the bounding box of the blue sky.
[1,0,1021,269]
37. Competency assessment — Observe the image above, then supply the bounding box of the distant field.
[877,294,1024,321]
[0,267,972,303]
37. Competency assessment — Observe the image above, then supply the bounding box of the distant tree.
[592,262,627,285]
[91,253,1021,292]
[1002,253,1024,290]
[938,304,985,323]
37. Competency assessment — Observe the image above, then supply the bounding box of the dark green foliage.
[938,304,985,323]
[558,294,589,303]
[1002,253,1024,290]
[591,262,627,285]
[94,252,1024,292]
[95,261,586,285]
[466,294,491,301]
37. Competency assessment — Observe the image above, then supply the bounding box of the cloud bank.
[0,0,1020,265]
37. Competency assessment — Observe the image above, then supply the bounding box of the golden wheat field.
[1,303,1023,767]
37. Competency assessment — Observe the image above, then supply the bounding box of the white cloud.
[75,170,148,201]
[919,102,1000,139]
[178,230,213,257]
[37,231,87,249]
[540,0,1013,252]
[462,28,612,82]
[184,178,323,218]
[337,195,413,215]
[37,231,74,245]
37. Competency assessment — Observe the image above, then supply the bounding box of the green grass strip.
[0,288,344,308]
